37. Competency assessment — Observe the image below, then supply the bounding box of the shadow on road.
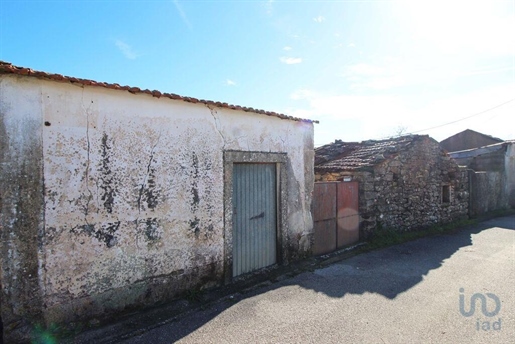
[119,216,514,343]
[295,216,514,300]
[294,223,492,299]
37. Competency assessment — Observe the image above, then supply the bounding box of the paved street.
[122,216,514,344]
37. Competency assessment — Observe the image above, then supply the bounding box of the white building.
[0,61,316,342]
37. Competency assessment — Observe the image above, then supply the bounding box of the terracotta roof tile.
[315,135,429,171]
[0,61,317,124]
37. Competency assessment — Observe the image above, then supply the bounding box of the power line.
[316,97,515,145]
[410,98,515,135]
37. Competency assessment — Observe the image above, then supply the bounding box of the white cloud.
[288,90,412,142]
[456,66,515,78]
[398,1,515,58]
[343,63,388,77]
[313,16,325,23]
[407,85,515,141]
[294,91,409,121]
[264,0,275,16]
[347,43,355,48]
[280,56,302,65]
[114,40,138,60]
[226,79,237,86]
[341,62,407,90]
[290,89,314,100]
[173,0,192,29]
[283,46,292,51]
[288,83,515,145]
[342,59,515,91]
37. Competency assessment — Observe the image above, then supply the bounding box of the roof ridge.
[315,135,431,171]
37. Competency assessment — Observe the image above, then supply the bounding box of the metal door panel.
[312,182,337,222]
[233,163,277,277]
[337,181,359,248]
[312,181,360,255]
[313,218,337,255]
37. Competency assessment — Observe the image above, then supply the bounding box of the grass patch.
[184,288,204,303]
[368,218,477,249]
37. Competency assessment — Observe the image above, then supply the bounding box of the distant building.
[449,140,515,215]
[440,129,503,153]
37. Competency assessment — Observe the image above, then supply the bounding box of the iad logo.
[459,288,501,331]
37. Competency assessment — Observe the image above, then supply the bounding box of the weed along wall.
[0,66,315,342]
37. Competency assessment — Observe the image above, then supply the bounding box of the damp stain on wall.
[99,132,117,214]
[0,75,314,341]
[71,221,121,248]
[144,217,160,242]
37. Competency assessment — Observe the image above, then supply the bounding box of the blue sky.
[1,0,514,146]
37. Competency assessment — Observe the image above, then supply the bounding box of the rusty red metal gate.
[312,181,359,255]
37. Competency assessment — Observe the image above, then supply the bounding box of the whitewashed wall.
[0,74,314,332]
[506,143,515,207]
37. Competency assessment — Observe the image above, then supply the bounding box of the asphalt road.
[123,216,514,344]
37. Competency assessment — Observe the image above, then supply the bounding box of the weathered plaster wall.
[451,142,514,215]
[468,171,508,217]
[0,75,314,332]
[316,138,469,237]
[469,149,505,172]
[505,144,515,208]
[0,76,45,342]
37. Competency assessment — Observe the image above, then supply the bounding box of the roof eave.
[0,61,318,124]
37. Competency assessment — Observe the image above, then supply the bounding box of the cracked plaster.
[0,74,314,340]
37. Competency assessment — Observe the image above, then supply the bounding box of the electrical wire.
[409,98,515,135]
[316,97,515,145]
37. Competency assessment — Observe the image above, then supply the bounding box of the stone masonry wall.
[316,137,469,238]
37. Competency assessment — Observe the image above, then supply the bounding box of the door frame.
[223,151,287,283]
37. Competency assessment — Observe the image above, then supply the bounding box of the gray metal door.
[233,163,277,277]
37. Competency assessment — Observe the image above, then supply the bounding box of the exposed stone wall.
[0,74,314,341]
[316,137,469,238]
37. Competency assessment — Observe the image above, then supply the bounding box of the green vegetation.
[184,288,204,303]
[368,218,477,249]
[366,208,515,250]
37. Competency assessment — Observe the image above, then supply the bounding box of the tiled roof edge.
[0,61,318,124]
[316,134,429,151]
[314,165,366,172]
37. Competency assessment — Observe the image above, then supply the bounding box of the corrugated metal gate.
[313,181,359,255]
[232,163,277,277]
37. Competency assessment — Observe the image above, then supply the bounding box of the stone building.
[0,61,315,342]
[315,135,469,237]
